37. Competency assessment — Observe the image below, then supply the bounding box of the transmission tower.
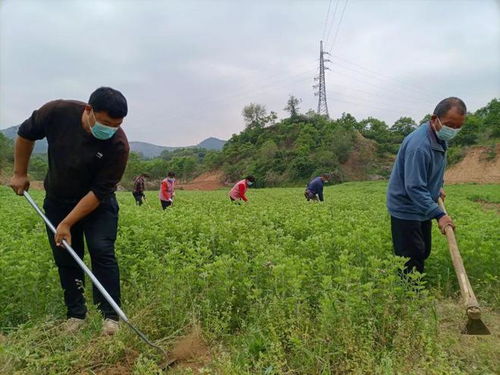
[314,40,330,117]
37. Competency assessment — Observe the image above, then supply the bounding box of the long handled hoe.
[23,191,170,357]
[438,198,490,335]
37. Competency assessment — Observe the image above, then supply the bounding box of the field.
[0,182,498,374]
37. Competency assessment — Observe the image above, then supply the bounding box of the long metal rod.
[23,191,168,356]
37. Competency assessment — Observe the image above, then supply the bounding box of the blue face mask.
[436,118,460,141]
[247,181,253,186]
[91,121,118,140]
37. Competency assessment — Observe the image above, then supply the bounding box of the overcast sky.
[1,0,499,146]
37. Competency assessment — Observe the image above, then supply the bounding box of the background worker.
[159,171,176,209]
[9,87,129,335]
[387,97,466,274]
[304,174,330,202]
[229,175,255,202]
[132,174,147,205]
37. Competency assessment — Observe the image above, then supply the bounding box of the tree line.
[1,97,498,187]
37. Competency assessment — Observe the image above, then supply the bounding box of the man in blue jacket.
[305,174,330,202]
[387,97,466,274]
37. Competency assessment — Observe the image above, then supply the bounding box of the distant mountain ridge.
[0,125,226,157]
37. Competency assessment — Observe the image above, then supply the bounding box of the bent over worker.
[229,175,255,202]
[387,97,466,274]
[159,171,176,209]
[305,174,330,202]
[132,174,146,206]
[9,87,129,335]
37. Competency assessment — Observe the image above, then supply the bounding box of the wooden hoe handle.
[438,198,481,319]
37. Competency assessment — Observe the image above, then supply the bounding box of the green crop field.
[0,182,498,374]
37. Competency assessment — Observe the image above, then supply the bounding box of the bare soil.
[176,171,226,191]
[445,144,500,184]
[340,132,378,181]
[437,300,500,372]
[165,324,211,372]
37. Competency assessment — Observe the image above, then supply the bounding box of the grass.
[0,182,498,374]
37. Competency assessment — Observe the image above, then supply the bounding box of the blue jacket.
[307,176,324,201]
[387,122,446,221]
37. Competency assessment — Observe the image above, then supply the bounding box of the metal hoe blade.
[23,191,169,358]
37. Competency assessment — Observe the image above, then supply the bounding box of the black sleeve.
[91,144,129,201]
[17,101,57,141]
[318,190,324,202]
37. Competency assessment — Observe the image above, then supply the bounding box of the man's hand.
[438,215,455,234]
[9,174,30,195]
[55,221,72,247]
[439,188,446,201]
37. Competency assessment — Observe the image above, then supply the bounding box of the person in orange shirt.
[229,175,255,203]
[159,171,176,209]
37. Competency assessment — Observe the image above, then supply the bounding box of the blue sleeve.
[318,188,324,202]
[404,149,444,218]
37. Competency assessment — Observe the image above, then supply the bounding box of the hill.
[445,144,500,184]
[0,125,226,156]
[197,137,226,151]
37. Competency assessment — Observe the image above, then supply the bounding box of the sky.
[1,0,499,147]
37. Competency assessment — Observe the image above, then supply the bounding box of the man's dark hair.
[167,171,176,178]
[246,175,256,183]
[433,97,466,118]
[89,87,128,118]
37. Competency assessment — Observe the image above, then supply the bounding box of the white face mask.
[247,181,253,186]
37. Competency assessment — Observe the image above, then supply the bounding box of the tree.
[476,98,500,138]
[391,117,416,137]
[335,113,358,131]
[284,95,302,118]
[242,103,268,129]
[0,133,13,171]
[419,114,432,124]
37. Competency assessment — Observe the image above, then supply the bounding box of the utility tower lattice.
[314,40,330,117]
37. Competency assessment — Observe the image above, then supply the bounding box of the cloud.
[1,0,498,146]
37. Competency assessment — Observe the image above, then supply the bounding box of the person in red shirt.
[229,175,255,203]
[159,171,176,209]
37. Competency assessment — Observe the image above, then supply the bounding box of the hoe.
[23,192,171,362]
[438,198,490,335]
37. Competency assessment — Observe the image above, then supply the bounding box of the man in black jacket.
[10,87,129,335]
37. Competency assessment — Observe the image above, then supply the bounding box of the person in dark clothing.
[387,97,466,274]
[304,174,330,202]
[132,174,146,205]
[9,87,129,335]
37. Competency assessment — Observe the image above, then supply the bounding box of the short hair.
[321,173,331,179]
[88,87,128,118]
[433,97,466,118]
[167,171,176,178]
[246,175,256,183]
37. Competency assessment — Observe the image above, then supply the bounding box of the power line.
[331,60,435,104]
[321,0,333,41]
[324,0,340,43]
[328,0,349,53]
[333,54,436,98]
[161,64,318,124]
